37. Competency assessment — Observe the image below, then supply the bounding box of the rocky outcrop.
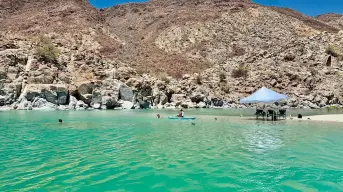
[0,0,343,110]
[21,84,69,105]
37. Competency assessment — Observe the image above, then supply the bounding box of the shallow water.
[1,110,343,191]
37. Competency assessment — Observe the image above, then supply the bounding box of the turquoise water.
[1,110,343,191]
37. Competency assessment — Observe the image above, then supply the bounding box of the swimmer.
[58,119,63,123]
[157,114,161,119]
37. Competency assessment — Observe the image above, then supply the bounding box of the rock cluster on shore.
[0,0,343,110]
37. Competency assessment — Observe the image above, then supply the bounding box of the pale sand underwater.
[304,114,343,122]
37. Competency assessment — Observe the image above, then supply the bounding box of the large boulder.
[0,95,5,106]
[116,67,137,80]
[190,92,206,103]
[77,81,95,104]
[32,98,56,109]
[120,101,134,109]
[91,89,102,106]
[102,96,119,109]
[0,83,22,106]
[76,100,88,109]
[119,84,134,101]
[196,102,207,108]
[211,98,224,107]
[171,94,186,106]
[78,79,133,108]
[159,94,168,105]
[68,96,78,109]
[22,84,68,105]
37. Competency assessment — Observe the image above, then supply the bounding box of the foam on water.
[1,110,343,191]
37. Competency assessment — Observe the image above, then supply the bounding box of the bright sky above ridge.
[88,0,343,16]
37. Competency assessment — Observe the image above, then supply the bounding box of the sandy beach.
[304,114,343,122]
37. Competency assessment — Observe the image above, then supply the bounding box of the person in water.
[58,119,63,123]
[157,114,161,119]
[177,109,184,117]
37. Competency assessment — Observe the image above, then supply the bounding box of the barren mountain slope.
[0,0,343,109]
[102,0,339,76]
[0,0,101,34]
[317,13,343,30]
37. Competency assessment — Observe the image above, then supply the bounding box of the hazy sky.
[88,0,343,16]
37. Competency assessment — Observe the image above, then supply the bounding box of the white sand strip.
[305,114,343,122]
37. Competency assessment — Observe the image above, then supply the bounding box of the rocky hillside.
[0,0,343,110]
[317,13,343,30]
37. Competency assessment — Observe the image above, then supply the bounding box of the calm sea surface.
[1,109,343,191]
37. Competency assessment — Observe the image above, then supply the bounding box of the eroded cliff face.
[0,0,342,110]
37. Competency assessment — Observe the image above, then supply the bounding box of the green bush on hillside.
[35,36,60,63]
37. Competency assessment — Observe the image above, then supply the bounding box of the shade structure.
[240,87,288,104]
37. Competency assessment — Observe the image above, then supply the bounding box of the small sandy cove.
[303,114,343,122]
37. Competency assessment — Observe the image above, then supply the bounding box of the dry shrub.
[326,45,341,57]
[158,72,170,84]
[195,75,202,85]
[310,68,319,76]
[232,64,249,78]
[284,54,296,61]
[232,44,245,57]
[35,36,60,63]
[219,72,227,82]
[221,84,230,94]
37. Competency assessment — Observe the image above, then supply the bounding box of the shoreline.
[303,114,343,123]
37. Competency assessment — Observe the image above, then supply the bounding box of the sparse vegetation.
[195,75,202,85]
[326,44,341,57]
[219,72,227,82]
[221,84,230,94]
[310,68,319,76]
[35,36,60,63]
[231,64,249,78]
[232,45,245,57]
[159,72,170,84]
[284,54,296,61]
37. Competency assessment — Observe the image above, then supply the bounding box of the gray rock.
[121,101,134,109]
[68,96,78,109]
[171,94,185,106]
[22,84,68,105]
[32,97,56,109]
[93,103,102,109]
[77,100,87,108]
[271,79,277,87]
[13,97,29,110]
[77,82,95,95]
[0,83,22,105]
[309,102,320,109]
[212,99,224,107]
[196,102,207,108]
[159,94,168,105]
[0,95,5,106]
[80,94,92,105]
[91,89,102,104]
[102,96,119,109]
[119,84,134,101]
[190,93,205,103]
